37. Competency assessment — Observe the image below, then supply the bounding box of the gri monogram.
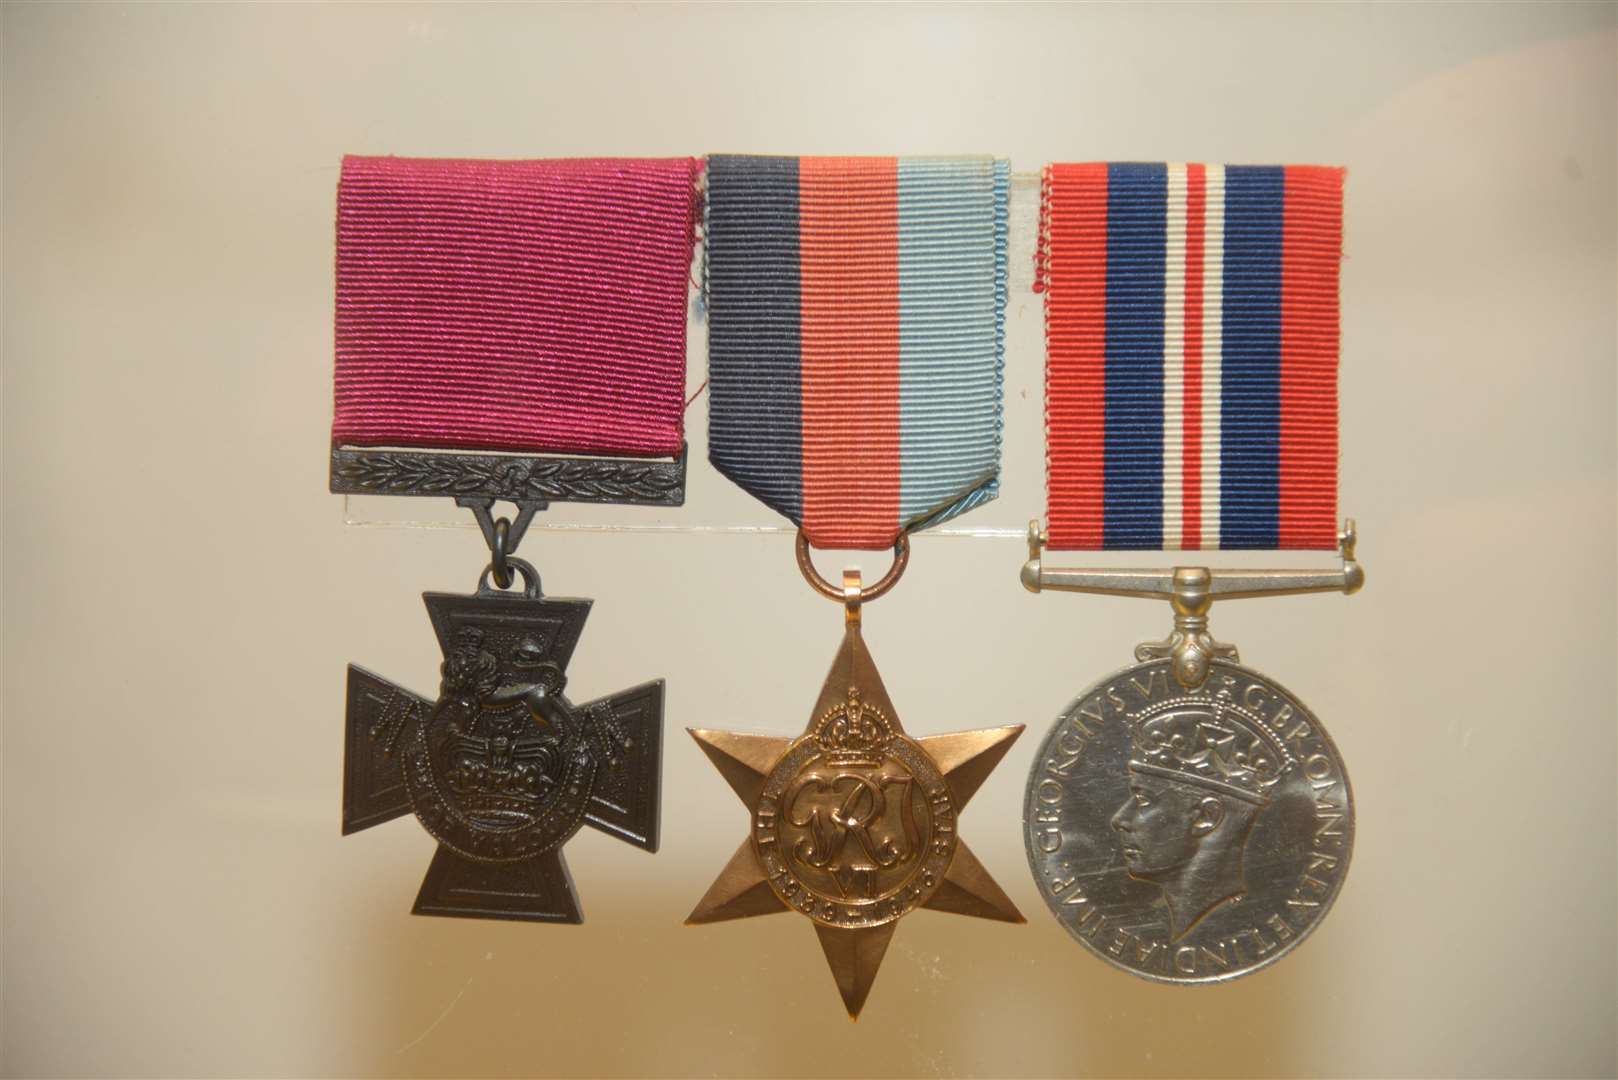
[785,770,924,896]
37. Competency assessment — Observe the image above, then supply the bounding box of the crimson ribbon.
[333,156,701,458]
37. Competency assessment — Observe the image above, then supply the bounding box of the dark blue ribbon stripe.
[705,155,804,524]
[1221,165,1285,549]
[1103,163,1168,549]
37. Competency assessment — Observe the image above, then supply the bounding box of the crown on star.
[812,686,893,767]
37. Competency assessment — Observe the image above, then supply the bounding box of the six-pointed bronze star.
[687,619,1024,1018]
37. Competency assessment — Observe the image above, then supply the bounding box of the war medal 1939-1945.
[690,155,1023,1016]
[329,155,702,921]
[1020,542,1360,982]
[1021,162,1361,981]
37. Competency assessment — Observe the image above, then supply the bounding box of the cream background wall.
[3,3,1614,1077]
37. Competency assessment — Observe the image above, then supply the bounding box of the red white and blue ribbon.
[1037,163,1343,551]
[333,156,702,458]
[704,155,1008,550]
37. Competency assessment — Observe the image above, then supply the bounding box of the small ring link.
[478,556,541,599]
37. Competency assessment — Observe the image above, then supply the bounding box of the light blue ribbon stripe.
[897,156,1008,527]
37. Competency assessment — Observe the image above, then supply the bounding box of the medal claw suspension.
[1021,519,1365,690]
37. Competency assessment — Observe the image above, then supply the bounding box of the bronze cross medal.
[341,560,662,923]
[688,565,1024,1018]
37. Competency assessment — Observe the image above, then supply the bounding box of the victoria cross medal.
[343,559,663,922]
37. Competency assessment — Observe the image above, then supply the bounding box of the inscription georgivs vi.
[342,585,663,923]
[1023,657,1353,983]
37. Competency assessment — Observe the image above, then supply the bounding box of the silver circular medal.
[1024,656,1353,983]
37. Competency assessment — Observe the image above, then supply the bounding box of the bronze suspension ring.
[795,530,910,604]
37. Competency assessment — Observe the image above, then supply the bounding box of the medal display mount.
[1019,519,1363,982]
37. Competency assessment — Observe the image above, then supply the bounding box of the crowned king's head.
[812,686,893,767]
[1127,697,1294,806]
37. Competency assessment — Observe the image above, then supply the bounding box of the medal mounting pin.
[1020,519,1365,690]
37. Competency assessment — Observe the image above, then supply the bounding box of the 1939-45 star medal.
[688,559,1023,1016]
[695,154,1021,1014]
[328,155,701,921]
[1021,161,1362,980]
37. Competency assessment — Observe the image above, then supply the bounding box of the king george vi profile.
[1110,702,1294,941]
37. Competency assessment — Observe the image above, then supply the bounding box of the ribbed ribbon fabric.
[333,156,701,457]
[1037,163,1343,550]
[706,155,1008,549]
